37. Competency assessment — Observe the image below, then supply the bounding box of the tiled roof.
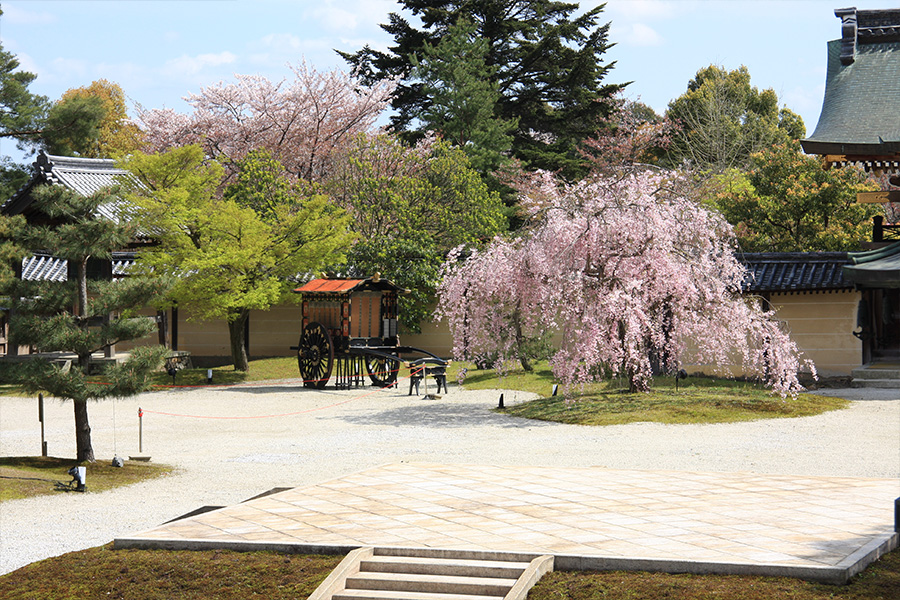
[842,241,900,287]
[801,8,900,159]
[21,254,68,282]
[19,252,135,283]
[111,254,135,277]
[738,252,854,293]
[1,151,131,218]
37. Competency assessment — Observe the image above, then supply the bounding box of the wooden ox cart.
[291,275,447,389]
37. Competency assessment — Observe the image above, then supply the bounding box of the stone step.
[312,547,553,600]
[372,547,541,562]
[360,555,530,578]
[344,571,516,596]
[851,378,900,389]
[333,590,500,600]
[851,368,900,380]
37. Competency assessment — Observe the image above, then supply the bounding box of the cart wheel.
[297,322,334,389]
[366,354,400,387]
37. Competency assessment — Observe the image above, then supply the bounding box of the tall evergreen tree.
[0,9,50,195]
[4,185,169,462]
[0,211,25,290]
[0,16,49,150]
[42,94,106,157]
[339,0,625,178]
[411,18,517,175]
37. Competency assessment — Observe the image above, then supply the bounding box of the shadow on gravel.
[328,402,554,429]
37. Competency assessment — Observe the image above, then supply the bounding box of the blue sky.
[2,0,899,162]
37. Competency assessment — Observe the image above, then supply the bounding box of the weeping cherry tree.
[436,169,814,396]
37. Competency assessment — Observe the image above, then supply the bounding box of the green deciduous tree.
[665,65,805,173]
[339,0,624,178]
[710,141,880,251]
[3,185,169,462]
[325,133,507,330]
[122,146,355,371]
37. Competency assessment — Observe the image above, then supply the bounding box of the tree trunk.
[513,310,533,372]
[76,257,89,319]
[228,310,250,372]
[76,257,93,373]
[73,400,95,463]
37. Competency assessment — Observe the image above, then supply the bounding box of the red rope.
[139,373,412,420]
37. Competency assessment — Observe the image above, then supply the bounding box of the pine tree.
[4,185,169,462]
[411,18,517,175]
[339,0,624,178]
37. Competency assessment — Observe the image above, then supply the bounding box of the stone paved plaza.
[117,462,899,583]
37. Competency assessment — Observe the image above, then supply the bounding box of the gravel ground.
[1,381,898,575]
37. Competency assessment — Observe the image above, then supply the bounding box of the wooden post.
[38,393,47,457]
[171,306,179,351]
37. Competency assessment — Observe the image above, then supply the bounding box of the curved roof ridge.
[847,240,900,264]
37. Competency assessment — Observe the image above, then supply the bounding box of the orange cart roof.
[294,279,365,293]
[293,277,406,294]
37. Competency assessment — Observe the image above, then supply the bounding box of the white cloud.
[258,33,305,54]
[602,0,683,21]
[626,23,664,46]
[1,4,57,25]
[162,52,237,78]
[305,0,395,33]
[46,57,89,83]
[311,5,360,31]
[246,34,335,71]
[10,49,40,75]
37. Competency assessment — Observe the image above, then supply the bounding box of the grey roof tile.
[2,151,131,216]
[738,252,854,293]
[801,8,900,157]
[21,254,68,282]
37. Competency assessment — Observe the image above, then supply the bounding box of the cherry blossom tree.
[138,62,394,182]
[436,168,814,396]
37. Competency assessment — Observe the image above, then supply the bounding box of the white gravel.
[1,381,898,575]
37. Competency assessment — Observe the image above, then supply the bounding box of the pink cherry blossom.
[138,62,395,183]
[437,168,815,397]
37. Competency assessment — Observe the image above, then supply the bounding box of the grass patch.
[148,356,302,387]
[0,545,341,600]
[528,550,900,599]
[450,362,849,425]
[0,356,303,396]
[1,545,897,599]
[0,456,174,502]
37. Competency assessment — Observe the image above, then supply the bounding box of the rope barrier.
[139,371,414,421]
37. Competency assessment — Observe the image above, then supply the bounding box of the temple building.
[794,7,900,382]
[800,7,900,182]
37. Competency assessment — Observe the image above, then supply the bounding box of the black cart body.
[291,276,446,389]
